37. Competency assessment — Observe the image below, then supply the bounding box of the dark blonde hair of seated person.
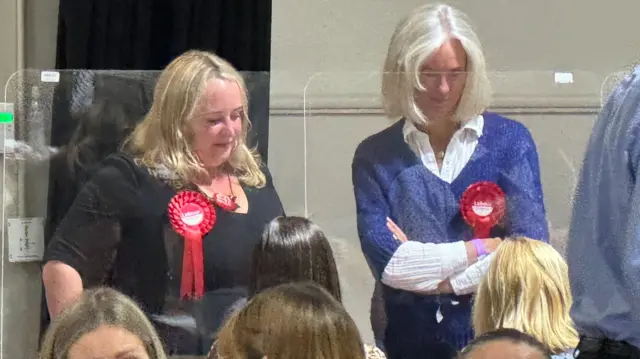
[213,282,365,359]
[39,287,166,359]
[472,236,579,354]
[249,216,342,301]
[123,49,265,188]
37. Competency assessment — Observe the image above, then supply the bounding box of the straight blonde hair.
[39,287,167,359]
[382,3,492,125]
[473,237,579,354]
[124,50,265,187]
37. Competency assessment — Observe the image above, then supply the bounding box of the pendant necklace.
[226,174,238,206]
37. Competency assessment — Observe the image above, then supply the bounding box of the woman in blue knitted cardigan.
[351,4,549,359]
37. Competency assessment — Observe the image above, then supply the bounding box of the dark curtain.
[54,0,272,160]
[55,0,272,71]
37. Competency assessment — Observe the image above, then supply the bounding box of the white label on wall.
[7,217,45,262]
[554,72,574,84]
[40,71,60,83]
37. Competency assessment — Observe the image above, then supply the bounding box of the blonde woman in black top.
[42,50,285,355]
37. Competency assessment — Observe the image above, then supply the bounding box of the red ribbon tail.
[181,230,204,300]
[193,234,205,299]
[474,225,491,239]
[180,236,194,300]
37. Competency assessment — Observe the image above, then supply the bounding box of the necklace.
[225,174,238,204]
[435,151,446,161]
[191,174,239,210]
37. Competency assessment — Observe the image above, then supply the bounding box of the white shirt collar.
[402,115,484,142]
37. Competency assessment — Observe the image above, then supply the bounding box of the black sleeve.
[261,165,285,215]
[44,155,142,286]
[44,155,66,247]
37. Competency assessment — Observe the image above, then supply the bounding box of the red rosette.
[460,181,506,238]
[168,191,216,300]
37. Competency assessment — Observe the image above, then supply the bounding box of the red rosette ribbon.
[168,191,216,300]
[460,181,506,238]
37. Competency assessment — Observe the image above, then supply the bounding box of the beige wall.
[0,0,637,356]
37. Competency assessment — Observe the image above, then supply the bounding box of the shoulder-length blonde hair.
[472,236,579,354]
[382,3,492,125]
[213,282,365,359]
[39,287,166,359]
[124,50,266,187]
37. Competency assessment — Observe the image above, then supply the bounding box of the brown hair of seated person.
[39,287,166,359]
[212,282,365,359]
[472,236,578,355]
[249,216,342,301]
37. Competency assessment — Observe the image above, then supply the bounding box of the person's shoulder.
[99,152,137,170]
[482,112,536,148]
[90,152,148,188]
[354,120,404,160]
[483,112,531,134]
[254,163,277,189]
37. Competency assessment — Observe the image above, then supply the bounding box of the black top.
[44,153,284,354]
[40,152,97,345]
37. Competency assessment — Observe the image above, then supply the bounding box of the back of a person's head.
[250,216,342,301]
[459,328,552,359]
[39,287,166,359]
[473,237,578,353]
[214,282,364,359]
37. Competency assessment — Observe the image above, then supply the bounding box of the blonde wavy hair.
[124,50,266,187]
[212,282,365,359]
[39,287,166,359]
[472,236,578,354]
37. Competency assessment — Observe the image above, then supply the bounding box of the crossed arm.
[352,156,498,296]
[384,217,499,295]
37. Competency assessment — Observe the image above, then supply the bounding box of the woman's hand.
[386,217,408,243]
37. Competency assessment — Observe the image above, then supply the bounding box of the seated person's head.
[459,329,552,359]
[39,287,166,359]
[250,216,341,301]
[473,236,578,354]
[214,282,365,359]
